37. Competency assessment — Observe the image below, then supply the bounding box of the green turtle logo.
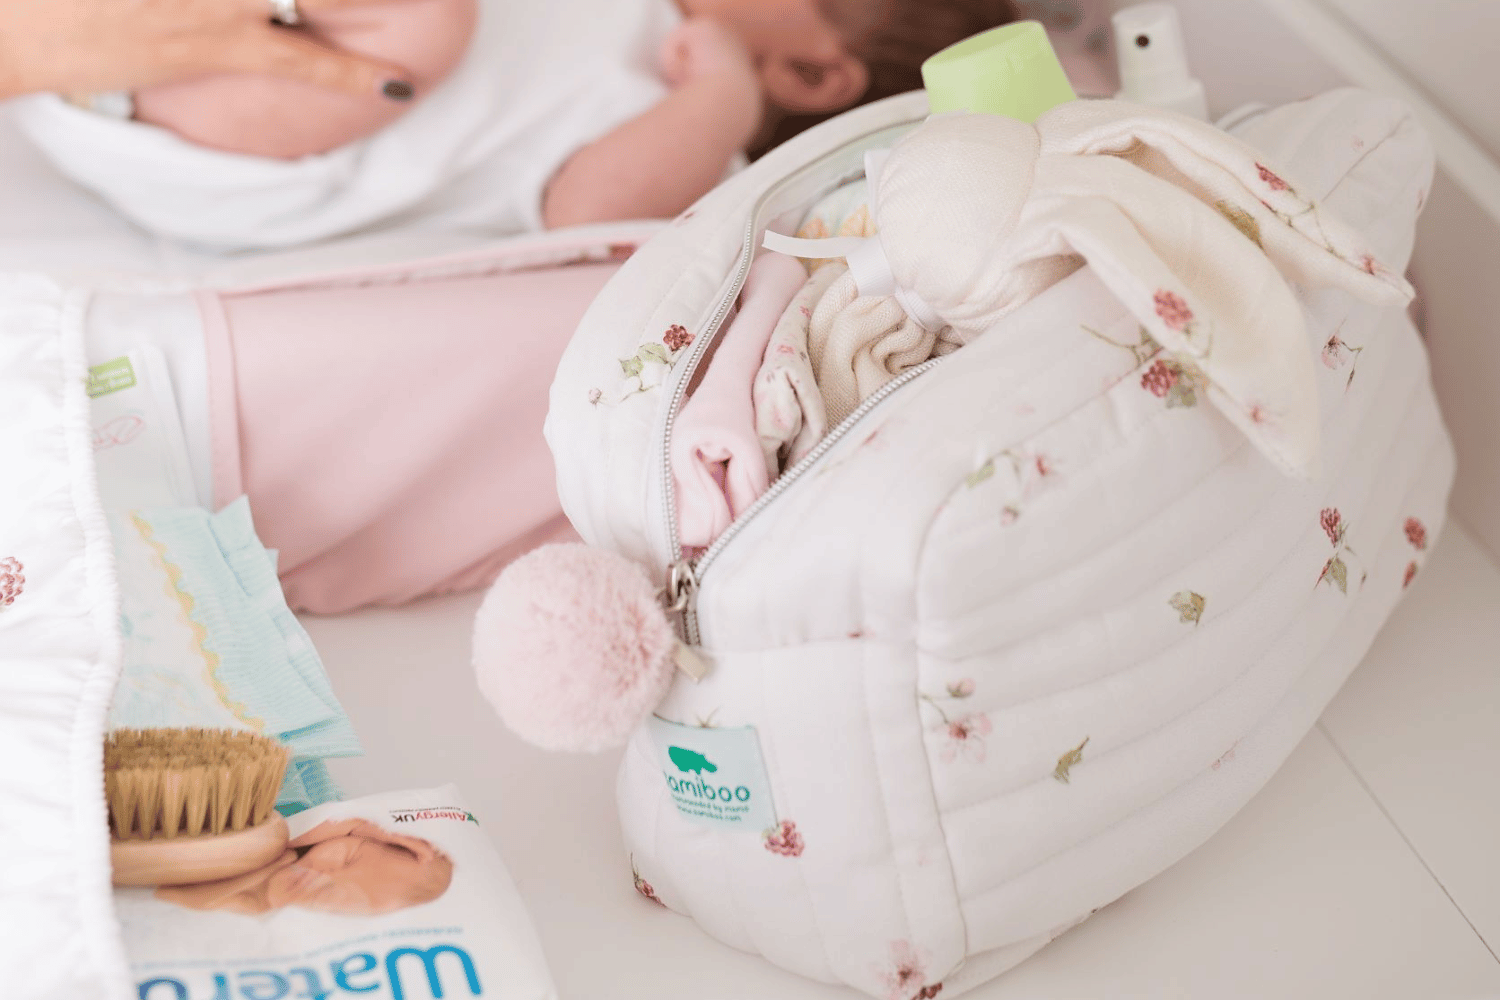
[668,746,717,774]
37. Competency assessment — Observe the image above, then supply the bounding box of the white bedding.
[0,275,132,999]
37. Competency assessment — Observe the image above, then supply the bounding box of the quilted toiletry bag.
[482,85,1451,998]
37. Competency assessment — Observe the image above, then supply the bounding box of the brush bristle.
[104,729,291,841]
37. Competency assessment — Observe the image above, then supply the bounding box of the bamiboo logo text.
[663,747,751,803]
[137,942,481,1000]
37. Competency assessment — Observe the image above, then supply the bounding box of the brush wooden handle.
[111,813,290,887]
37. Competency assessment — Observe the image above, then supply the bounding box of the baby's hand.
[660,18,758,91]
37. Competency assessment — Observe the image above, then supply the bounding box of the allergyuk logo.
[389,807,479,824]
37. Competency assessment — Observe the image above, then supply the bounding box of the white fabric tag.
[88,346,198,510]
[647,717,777,832]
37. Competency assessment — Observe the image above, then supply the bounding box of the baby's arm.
[132,0,476,160]
[541,19,763,229]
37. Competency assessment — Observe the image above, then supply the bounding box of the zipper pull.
[662,558,708,680]
[663,557,698,614]
[673,642,710,682]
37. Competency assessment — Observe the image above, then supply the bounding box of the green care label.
[87,356,136,398]
[647,716,777,831]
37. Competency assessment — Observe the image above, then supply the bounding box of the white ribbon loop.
[759,230,945,332]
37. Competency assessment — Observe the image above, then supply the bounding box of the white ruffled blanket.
[0,276,133,999]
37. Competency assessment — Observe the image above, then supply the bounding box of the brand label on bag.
[647,717,777,832]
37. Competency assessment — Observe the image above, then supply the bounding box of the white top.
[10,0,680,251]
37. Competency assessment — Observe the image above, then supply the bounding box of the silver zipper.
[679,355,945,645]
[655,114,929,643]
[659,222,756,569]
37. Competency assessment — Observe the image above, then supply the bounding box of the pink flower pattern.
[663,324,694,352]
[0,557,23,611]
[963,447,1061,526]
[877,941,942,1000]
[1316,507,1365,594]
[1400,516,1428,590]
[1320,507,1343,546]
[631,858,664,907]
[1142,356,1207,408]
[1141,359,1177,397]
[1321,332,1365,389]
[1153,289,1194,331]
[921,682,991,763]
[764,819,805,858]
[1256,163,1289,192]
[1321,336,1346,369]
[939,714,993,763]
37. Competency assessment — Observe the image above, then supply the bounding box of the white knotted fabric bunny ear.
[764,150,961,424]
[1035,99,1414,305]
[1013,154,1324,477]
[871,109,1413,479]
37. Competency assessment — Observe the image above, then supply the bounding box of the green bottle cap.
[921,20,1077,123]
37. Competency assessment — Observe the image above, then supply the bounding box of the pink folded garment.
[672,251,808,550]
[205,260,622,614]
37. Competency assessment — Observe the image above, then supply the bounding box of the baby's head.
[266,821,454,915]
[698,0,1018,152]
[155,818,456,916]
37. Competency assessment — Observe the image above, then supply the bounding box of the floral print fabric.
[836,99,1415,479]
[753,263,841,476]
[0,557,24,612]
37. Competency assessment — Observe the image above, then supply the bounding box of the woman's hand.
[0,0,418,102]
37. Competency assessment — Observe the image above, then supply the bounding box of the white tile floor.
[307,518,1500,999]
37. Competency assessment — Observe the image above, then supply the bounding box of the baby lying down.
[16,0,1016,248]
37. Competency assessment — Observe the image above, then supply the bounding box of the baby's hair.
[753,0,1018,155]
[827,0,1020,106]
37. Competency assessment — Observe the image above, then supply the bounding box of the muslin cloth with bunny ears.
[766,99,1414,479]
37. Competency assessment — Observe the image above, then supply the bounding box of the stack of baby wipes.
[117,787,557,1000]
[107,497,362,811]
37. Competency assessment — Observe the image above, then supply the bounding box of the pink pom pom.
[474,543,678,752]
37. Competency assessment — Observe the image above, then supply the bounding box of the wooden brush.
[105,728,292,887]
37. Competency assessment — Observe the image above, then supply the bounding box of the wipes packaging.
[118,786,556,1000]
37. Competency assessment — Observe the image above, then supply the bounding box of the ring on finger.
[268,0,302,26]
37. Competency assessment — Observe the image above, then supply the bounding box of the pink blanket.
[204,261,621,613]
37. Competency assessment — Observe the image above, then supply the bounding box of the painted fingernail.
[382,80,415,101]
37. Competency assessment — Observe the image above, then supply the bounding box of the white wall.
[1319,0,1500,161]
